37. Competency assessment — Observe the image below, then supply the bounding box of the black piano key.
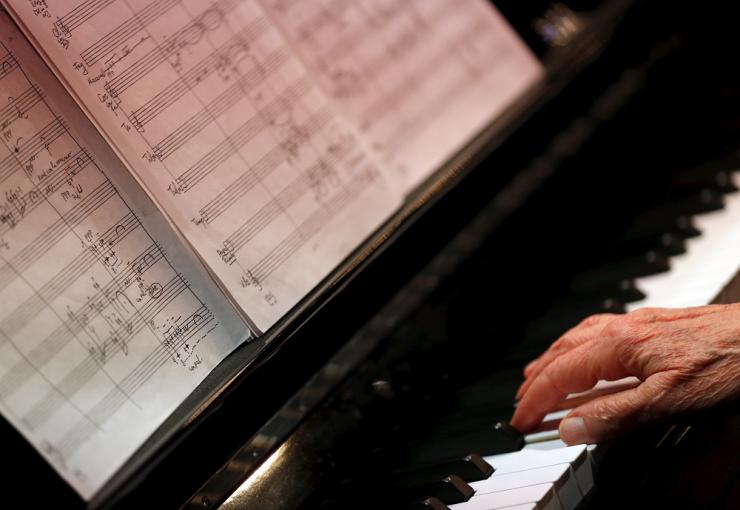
[681,188,726,214]
[404,406,515,438]
[407,497,451,510]
[421,406,516,436]
[502,297,627,365]
[704,170,738,193]
[448,369,525,411]
[570,250,669,293]
[716,170,740,193]
[616,278,648,302]
[670,163,739,194]
[521,297,625,343]
[620,213,700,243]
[612,232,686,258]
[654,232,687,256]
[380,369,518,428]
[603,187,722,248]
[392,475,474,505]
[393,454,494,484]
[401,421,523,466]
[638,188,725,221]
[570,278,646,304]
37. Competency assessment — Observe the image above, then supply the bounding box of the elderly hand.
[510,303,740,445]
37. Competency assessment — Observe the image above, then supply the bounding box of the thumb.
[558,373,673,445]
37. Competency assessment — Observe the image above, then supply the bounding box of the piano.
[5,0,740,508]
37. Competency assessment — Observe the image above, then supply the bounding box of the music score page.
[260,0,544,191]
[3,0,543,332]
[4,0,404,332]
[0,13,249,499]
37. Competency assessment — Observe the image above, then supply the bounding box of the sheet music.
[0,14,249,499]
[4,0,403,331]
[259,0,544,191]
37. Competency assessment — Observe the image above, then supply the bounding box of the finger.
[551,376,641,412]
[523,313,616,377]
[558,371,676,444]
[517,313,618,399]
[522,359,539,379]
[511,339,630,433]
[521,313,617,381]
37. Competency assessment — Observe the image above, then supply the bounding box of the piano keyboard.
[628,171,740,310]
[444,379,630,510]
[397,170,740,510]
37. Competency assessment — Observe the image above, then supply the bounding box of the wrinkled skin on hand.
[510,303,740,445]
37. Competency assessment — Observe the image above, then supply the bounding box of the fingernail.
[559,417,597,445]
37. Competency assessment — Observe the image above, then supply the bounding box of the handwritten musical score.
[7,0,403,331]
[0,14,248,499]
[261,0,544,191]
[0,0,544,497]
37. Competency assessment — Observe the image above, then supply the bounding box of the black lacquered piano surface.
[5,1,740,508]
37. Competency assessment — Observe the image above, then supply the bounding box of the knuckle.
[631,307,661,323]
[615,337,641,366]
[540,367,565,397]
[665,369,692,386]
[548,354,568,373]
[656,371,682,392]
[680,351,717,374]
[591,395,635,421]
[602,315,635,339]
[551,337,571,352]
[543,354,578,393]
[646,374,683,411]
[613,325,653,368]
[582,314,607,327]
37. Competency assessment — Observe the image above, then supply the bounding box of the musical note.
[0,14,248,500]
[4,0,403,330]
[0,1,543,499]
[259,0,544,191]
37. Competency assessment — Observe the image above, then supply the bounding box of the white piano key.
[629,172,740,311]
[450,482,561,510]
[524,410,576,445]
[470,463,582,510]
[567,377,641,398]
[486,175,740,510]
[632,216,739,309]
[543,409,570,422]
[523,439,568,450]
[485,445,586,472]
[519,378,626,461]
[518,377,639,448]
[525,429,561,444]
[514,378,640,412]
[513,377,641,415]
[484,445,594,494]
[486,178,740,510]
[528,443,594,493]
